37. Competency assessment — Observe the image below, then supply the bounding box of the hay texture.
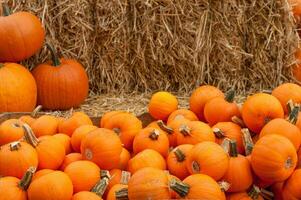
[1,0,299,94]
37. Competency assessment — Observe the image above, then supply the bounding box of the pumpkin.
[101,112,142,150]
[241,93,284,133]
[170,174,226,200]
[251,134,297,182]
[32,169,54,181]
[221,140,253,192]
[64,160,101,193]
[282,169,301,199]
[189,85,224,121]
[271,182,284,200]
[31,115,59,137]
[147,120,177,147]
[133,128,169,157]
[204,90,240,126]
[28,171,73,200]
[58,112,93,136]
[19,116,36,126]
[148,91,178,120]
[53,133,72,154]
[32,44,89,110]
[0,63,37,112]
[167,109,198,124]
[288,0,301,16]
[72,192,102,200]
[212,122,244,154]
[106,185,128,200]
[186,141,229,180]
[167,144,193,180]
[127,149,166,174]
[0,119,24,145]
[71,125,98,152]
[60,153,83,170]
[100,111,126,128]
[0,167,36,200]
[0,141,38,178]
[226,185,264,200]
[128,167,171,200]
[272,83,301,113]
[107,170,130,196]
[23,124,65,170]
[176,120,215,145]
[81,128,122,170]
[0,4,45,62]
[119,148,131,170]
[298,148,301,168]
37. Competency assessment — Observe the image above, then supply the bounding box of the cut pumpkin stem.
[149,129,160,140]
[179,125,191,136]
[91,170,110,197]
[10,142,21,151]
[174,148,186,162]
[22,124,39,147]
[120,171,131,185]
[218,181,230,192]
[19,167,36,191]
[231,116,246,127]
[157,120,173,134]
[287,105,300,125]
[169,178,190,197]
[229,140,238,157]
[213,128,225,139]
[260,188,274,200]
[248,185,261,199]
[241,128,254,156]
[46,43,61,66]
[115,188,129,200]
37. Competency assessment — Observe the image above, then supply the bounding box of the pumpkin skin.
[81,128,122,170]
[106,184,128,200]
[186,141,229,180]
[100,111,126,128]
[31,115,59,137]
[119,148,131,170]
[0,119,24,145]
[0,8,45,62]
[32,169,54,181]
[128,167,171,200]
[272,83,301,113]
[271,182,284,200]
[133,128,169,157]
[259,118,301,150]
[60,153,83,170]
[212,122,244,154]
[53,133,72,154]
[127,149,166,174]
[148,91,178,120]
[0,63,37,112]
[71,125,98,152]
[242,93,284,133]
[102,112,142,150]
[297,148,301,168]
[28,171,73,200]
[64,160,101,193]
[72,191,102,200]
[189,85,224,121]
[0,141,38,178]
[167,144,193,180]
[282,169,301,199]
[19,115,36,126]
[167,109,199,124]
[251,134,297,182]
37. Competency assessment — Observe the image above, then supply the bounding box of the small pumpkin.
[226,185,264,200]
[32,169,54,181]
[80,128,122,170]
[167,144,193,180]
[31,115,59,137]
[72,191,102,200]
[19,116,36,127]
[242,93,284,133]
[127,149,166,174]
[251,134,297,182]
[147,120,177,147]
[119,148,131,170]
[0,119,24,145]
[53,133,72,154]
[282,169,301,199]
[60,153,83,170]
[186,141,229,180]
[167,109,198,124]
[106,170,130,196]
[71,125,98,152]
[106,185,128,200]
[189,85,224,121]
[100,111,126,128]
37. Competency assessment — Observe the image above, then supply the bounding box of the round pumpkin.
[31,115,59,137]
[282,169,301,199]
[0,63,37,112]
[251,134,297,182]
[242,93,284,133]
[72,191,102,200]
[106,184,128,200]
[0,119,24,146]
[60,153,83,170]
[53,133,72,154]
[71,125,97,152]
[167,109,198,124]
[148,91,178,120]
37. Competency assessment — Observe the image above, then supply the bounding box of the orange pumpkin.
[127,149,166,174]
[189,85,224,121]
[106,170,130,196]
[0,141,38,178]
[251,134,297,182]
[242,93,284,133]
[167,109,198,124]
[71,125,98,152]
[60,153,83,170]
[133,128,169,157]
[0,4,45,62]
[32,169,54,181]
[100,111,126,128]
[19,115,36,126]
[282,169,301,199]
[106,184,128,200]
[72,191,102,200]
[186,141,229,180]
[175,120,215,145]
[0,63,37,112]
[118,148,131,170]
[28,171,73,200]
[167,144,193,180]
[212,122,244,154]
[147,120,177,147]
[298,148,301,168]
[31,115,59,137]
[204,90,240,126]
[81,128,122,170]
[53,133,72,154]
[0,119,24,145]
[226,186,264,200]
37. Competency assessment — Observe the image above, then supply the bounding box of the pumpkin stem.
[286,99,295,114]
[229,140,238,157]
[287,105,300,125]
[120,171,131,185]
[241,128,254,156]
[157,120,174,134]
[220,138,231,154]
[218,181,230,192]
[46,43,61,66]
[179,125,191,136]
[191,161,200,173]
[285,157,293,169]
[213,128,226,139]
[91,170,110,197]
[248,185,261,199]
[31,105,43,117]
[113,128,121,136]
[2,3,11,16]
[9,142,21,151]
[115,188,129,200]
[149,129,160,140]
[169,178,190,197]
[19,167,36,191]
[260,188,274,200]
[225,89,235,102]
[231,116,245,127]
[22,124,39,148]
[174,148,186,162]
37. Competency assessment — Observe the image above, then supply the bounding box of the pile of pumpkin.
[1,83,301,200]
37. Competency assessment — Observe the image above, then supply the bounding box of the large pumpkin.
[32,44,89,110]
[0,4,45,62]
[0,63,37,112]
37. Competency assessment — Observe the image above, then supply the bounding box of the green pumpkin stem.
[225,90,235,102]
[19,167,36,191]
[149,129,160,140]
[169,178,190,197]
[174,148,186,162]
[115,188,129,200]
[22,124,39,147]
[2,3,11,16]
[213,128,225,139]
[248,185,261,199]
[229,140,238,157]
[157,120,173,134]
[288,105,300,125]
[241,128,254,156]
[46,43,61,66]
[91,170,111,197]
